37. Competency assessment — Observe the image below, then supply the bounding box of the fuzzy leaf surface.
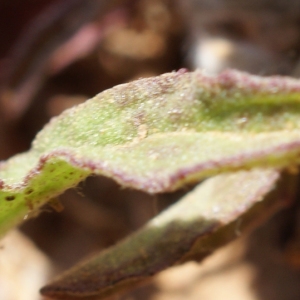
[1,70,300,234]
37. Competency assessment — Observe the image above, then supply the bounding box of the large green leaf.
[1,69,300,234]
[41,168,292,300]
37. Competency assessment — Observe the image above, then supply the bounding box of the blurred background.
[0,0,300,299]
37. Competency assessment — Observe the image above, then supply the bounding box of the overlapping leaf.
[41,168,291,299]
[1,69,300,234]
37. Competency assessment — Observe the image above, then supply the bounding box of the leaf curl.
[1,69,300,234]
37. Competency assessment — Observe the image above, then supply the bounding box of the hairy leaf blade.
[1,70,300,234]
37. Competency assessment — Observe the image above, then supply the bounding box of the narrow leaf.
[41,168,291,300]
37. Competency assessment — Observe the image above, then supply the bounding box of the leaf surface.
[1,69,300,234]
[41,168,289,300]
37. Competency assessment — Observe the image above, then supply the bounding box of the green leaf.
[1,69,300,235]
[41,168,291,300]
